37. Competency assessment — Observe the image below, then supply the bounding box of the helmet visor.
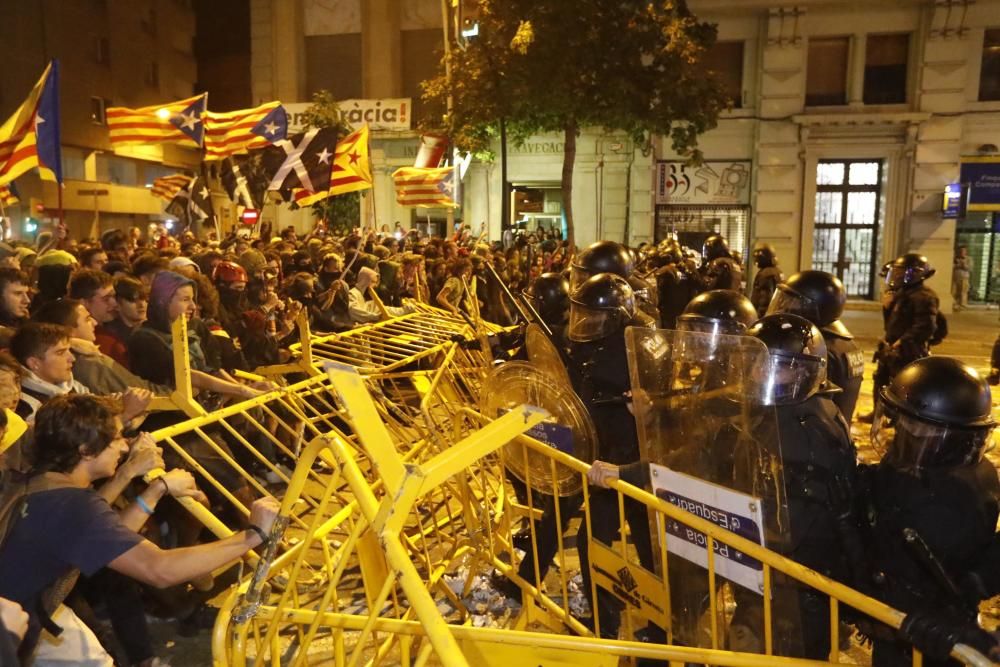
[756,353,826,405]
[765,288,818,322]
[885,265,925,290]
[570,266,590,291]
[873,401,994,471]
[568,304,617,342]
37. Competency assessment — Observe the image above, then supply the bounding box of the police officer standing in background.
[767,271,865,423]
[862,253,940,423]
[862,357,1000,666]
[699,234,743,292]
[750,242,782,317]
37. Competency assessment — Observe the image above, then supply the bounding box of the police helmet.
[702,234,731,263]
[657,239,684,266]
[212,261,248,285]
[874,357,995,471]
[767,270,846,329]
[746,313,828,405]
[568,273,636,342]
[570,241,633,289]
[524,272,570,328]
[677,289,757,336]
[885,253,935,290]
[752,242,776,268]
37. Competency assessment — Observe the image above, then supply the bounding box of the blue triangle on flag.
[251,105,287,142]
[36,60,63,183]
[170,94,206,145]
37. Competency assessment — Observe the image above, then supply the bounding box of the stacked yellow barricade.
[142,312,990,666]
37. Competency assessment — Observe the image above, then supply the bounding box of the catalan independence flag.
[204,102,287,160]
[107,93,206,148]
[392,166,458,208]
[0,61,62,186]
[293,124,372,206]
[150,173,193,201]
[0,183,18,206]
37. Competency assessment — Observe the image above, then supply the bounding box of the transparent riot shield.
[524,323,572,388]
[624,327,802,656]
[480,361,597,496]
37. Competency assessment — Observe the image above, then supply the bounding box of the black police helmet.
[524,272,570,327]
[769,270,846,328]
[746,313,828,405]
[885,253,935,290]
[568,273,636,342]
[702,235,731,262]
[571,241,633,283]
[752,242,776,267]
[882,357,994,429]
[677,289,757,335]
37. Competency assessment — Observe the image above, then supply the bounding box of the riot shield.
[524,323,572,388]
[480,361,597,496]
[623,327,802,656]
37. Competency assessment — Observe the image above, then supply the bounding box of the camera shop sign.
[284,98,412,133]
[655,160,752,205]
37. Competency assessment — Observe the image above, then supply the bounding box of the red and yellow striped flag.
[0,61,62,186]
[106,93,206,148]
[391,166,458,208]
[203,102,287,160]
[149,173,193,201]
[293,124,372,206]
[0,184,18,206]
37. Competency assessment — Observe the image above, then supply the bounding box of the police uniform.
[751,266,783,317]
[655,264,698,329]
[865,460,1000,666]
[873,283,939,401]
[822,323,865,423]
[699,256,743,292]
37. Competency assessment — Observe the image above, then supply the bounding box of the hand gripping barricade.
[624,327,800,655]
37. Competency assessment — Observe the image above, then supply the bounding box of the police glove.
[900,608,1000,662]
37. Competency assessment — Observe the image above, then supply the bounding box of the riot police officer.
[863,357,1000,666]
[699,234,743,292]
[767,271,865,423]
[651,239,699,329]
[567,273,657,640]
[744,313,857,659]
[677,289,757,335]
[867,253,940,421]
[750,242,782,317]
[523,272,570,337]
[570,240,658,325]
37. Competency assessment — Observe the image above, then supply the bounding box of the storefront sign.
[961,157,1000,212]
[655,160,752,205]
[510,141,565,155]
[284,99,412,133]
[942,183,965,219]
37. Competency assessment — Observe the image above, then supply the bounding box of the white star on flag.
[34,114,45,129]
[179,111,200,130]
[316,148,332,164]
[199,186,209,199]
[263,121,278,136]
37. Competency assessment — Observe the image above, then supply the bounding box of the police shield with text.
[767,270,865,423]
[863,357,1000,666]
[624,323,799,654]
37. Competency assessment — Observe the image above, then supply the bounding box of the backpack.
[930,311,948,346]
[0,471,82,636]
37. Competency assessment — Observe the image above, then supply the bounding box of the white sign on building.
[284,99,412,133]
[655,160,752,205]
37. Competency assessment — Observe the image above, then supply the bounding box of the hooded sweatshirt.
[128,271,208,386]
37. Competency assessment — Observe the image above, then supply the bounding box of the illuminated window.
[864,34,908,104]
[704,41,744,109]
[806,37,849,106]
[981,29,1000,102]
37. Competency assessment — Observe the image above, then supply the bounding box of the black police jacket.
[751,266,782,317]
[656,265,698,330]
[775,393,857,580]
[568,332,640,466]
[884,284,939,349]
[864,459,1000,615]
[823,332,864,423]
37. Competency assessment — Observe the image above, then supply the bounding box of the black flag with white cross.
[166,172,214,226]
[261,127,338,193]
[220,156,259,209]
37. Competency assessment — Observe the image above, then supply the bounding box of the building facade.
[251,0,1000,311]
[0,0,202,241]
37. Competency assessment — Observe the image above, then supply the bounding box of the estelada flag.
[0,61,62,186]
[0,183,19,206]
[294,124,372,206]
[150,173,193,201]
[204,102,287,160]
[391,166,458,208]
[107,93,206,148]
